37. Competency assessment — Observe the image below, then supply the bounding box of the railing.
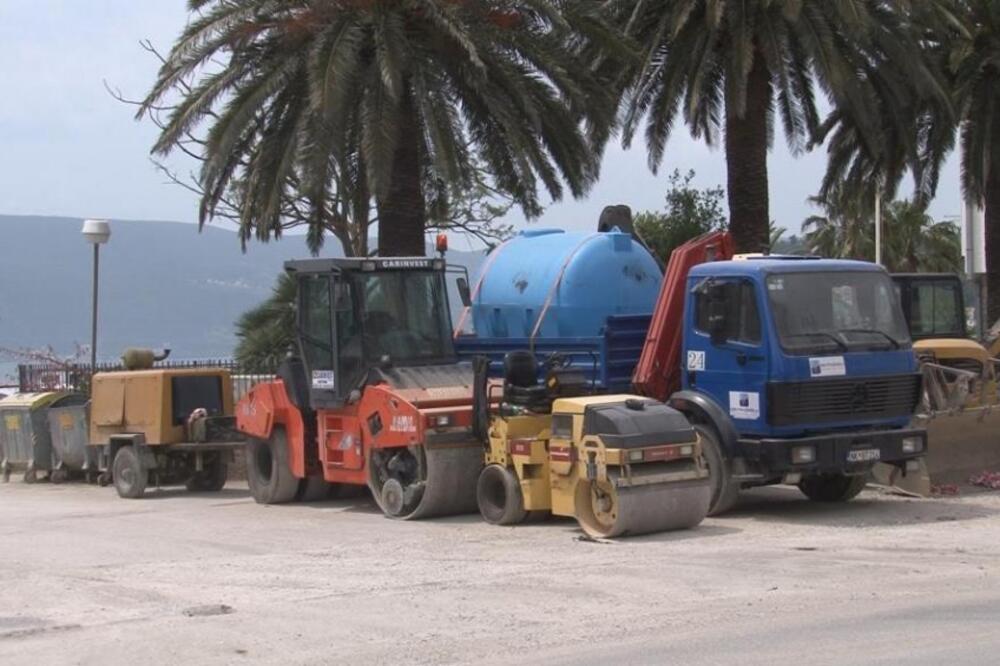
[920,361,1000,415]
[17,359,276,401]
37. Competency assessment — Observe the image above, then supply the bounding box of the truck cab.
[678,258,926,504]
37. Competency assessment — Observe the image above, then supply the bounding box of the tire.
[695,425,740,516]
[23,468,38,484]
[799,474,867,502]
[186,457,228,492]
[298,475,330,502]
[476,464,527,525]
[246,429,299,505]
[50,469,69,485]
[112,447,148,499]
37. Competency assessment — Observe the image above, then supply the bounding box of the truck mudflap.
[739,427,927,476]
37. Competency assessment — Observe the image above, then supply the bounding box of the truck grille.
[767,374,922,427]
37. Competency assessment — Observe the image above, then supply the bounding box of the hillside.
[0,215,486,368]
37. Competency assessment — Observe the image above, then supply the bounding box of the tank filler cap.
[625,398,647,411]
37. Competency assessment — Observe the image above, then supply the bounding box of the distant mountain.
[0,215,486,366]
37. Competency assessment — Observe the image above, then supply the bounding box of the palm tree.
[606,0,943,254]
[804,183,874,261]
[954,1,1000,320]
[882,200,962,273]
[817,2,1000,319]
[814,1,959,208]
[804,188,961,273]
[234,273,297,373]
[141,1,615,256]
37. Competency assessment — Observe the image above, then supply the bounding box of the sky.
[0,1,966,251]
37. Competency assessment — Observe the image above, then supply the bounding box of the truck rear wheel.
[799,474,867,502]
[477,464,527,525]
[246,430,298,505]
[694,425,739,516]
[112,446,147,499]
[186,457,228,492]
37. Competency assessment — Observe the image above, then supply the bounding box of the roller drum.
[575,478,711,538]
[369,444,482,520]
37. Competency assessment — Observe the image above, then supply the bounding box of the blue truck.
[455,227,927,514]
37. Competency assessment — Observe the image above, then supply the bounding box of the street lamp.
[81,219,111,371]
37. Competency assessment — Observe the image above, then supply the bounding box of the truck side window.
[696,280,761,344]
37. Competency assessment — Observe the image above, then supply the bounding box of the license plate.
[847,448,881,463]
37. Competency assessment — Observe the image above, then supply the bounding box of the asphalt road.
[1,482,998,665]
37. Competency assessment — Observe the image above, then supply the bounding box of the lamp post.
[81,219,111,371]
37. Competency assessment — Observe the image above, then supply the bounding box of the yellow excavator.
[471,354,711,538]
[882,274,1000,493]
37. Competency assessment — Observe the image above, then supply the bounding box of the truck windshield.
[340,270,455,372]
[767,271,911,355]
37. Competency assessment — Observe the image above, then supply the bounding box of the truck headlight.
[901,436,923,454]
[791,446,816,464]
[628,450,644,463]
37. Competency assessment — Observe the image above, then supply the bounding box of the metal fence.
[17,359,275,401]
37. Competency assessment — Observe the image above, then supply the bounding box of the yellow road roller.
[472,353,711,538]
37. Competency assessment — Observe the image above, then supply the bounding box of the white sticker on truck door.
[729,392,761,420]
[809,356,847,378]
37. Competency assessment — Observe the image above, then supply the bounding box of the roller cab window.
[344,270,456,366]
[905,279,966,340]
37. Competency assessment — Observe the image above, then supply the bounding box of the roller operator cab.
[236,257,482,519]
[679,258,927,511]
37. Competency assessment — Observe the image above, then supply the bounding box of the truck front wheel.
[694,425,739,516]
[799,474,867,502]
[246,429,298,505]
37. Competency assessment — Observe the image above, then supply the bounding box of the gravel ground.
[1,482,998,665]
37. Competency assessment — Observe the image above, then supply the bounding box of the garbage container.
[46,394,93,483]
[0,391,66,483]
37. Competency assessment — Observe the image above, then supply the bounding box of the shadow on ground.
[717,485,999,528]
[139,487,251,501]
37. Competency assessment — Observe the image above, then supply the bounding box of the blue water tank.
[470,228,663,339]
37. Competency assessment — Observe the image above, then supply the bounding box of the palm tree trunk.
[377,93,426,257]
[985,166,1000,325]
[725,53,771,254]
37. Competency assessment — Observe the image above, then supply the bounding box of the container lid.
[49,393,90,409]
[0,392,67,409]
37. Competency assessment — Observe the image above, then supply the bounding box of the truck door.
[684,277,769,434]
